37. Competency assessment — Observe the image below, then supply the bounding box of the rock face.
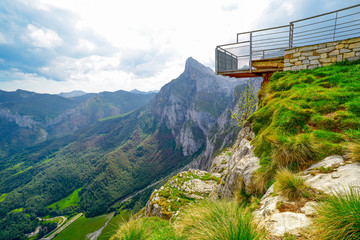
[254,155,360,238]
[145,169,221,219]
[212,123,260,199]
[149,57,248,157]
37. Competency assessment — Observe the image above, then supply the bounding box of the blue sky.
[0,0,356,93]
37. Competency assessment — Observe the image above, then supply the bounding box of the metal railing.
[216,4,360,74]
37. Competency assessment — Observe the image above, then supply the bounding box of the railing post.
[249,32,252,73]
[333,11,338,41]
[289,23,294,48]
[215,47,218,74]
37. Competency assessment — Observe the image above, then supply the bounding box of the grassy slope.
[249,60,360,185]
[47,188,82,210]
[53,214,108,240]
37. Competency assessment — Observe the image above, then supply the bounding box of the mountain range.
[0,58,259,238]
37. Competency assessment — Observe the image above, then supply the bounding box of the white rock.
[267,212,312,237]
[305,163,360,194]
[307,155,344,170]
[300,201,317,216]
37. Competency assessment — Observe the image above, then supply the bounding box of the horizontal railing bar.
[335,27,360,36]
[252,35,289,43]
[217,41,250,48]
[294,32,335,42]
[236,24,289,36]
[294,27,336,38]
[294,24,334,35]
[295,16,337,29]
[252,41,289,49]
[252,30,289,37]
[291,4,360,24]
[333,32,360,40]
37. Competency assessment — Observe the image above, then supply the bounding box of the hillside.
[110,60,360,240]
[0,58,251,239]
[0,89,156,156]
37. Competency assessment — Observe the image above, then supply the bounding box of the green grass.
[98,211,131,240]
[314,187,360,240]
[11,208,23,213]
[273,168,310,201]
[13,166,33,176]
[47,188,82,210]
[0,193,7,202]
[175,199,266,240]
[111,217,180,240]
[41,157,53,164]
[250,60,360,190]
[53,214,109,240]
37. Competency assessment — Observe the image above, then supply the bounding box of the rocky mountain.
[0,57,250,228]
[58,90,88,98]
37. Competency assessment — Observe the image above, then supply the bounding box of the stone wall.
[284,37,360,71]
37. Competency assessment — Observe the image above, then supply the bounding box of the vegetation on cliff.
[249,60,360,190]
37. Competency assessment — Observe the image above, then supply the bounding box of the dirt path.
[86,212,114,240]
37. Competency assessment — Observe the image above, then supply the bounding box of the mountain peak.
[184,57,213,75]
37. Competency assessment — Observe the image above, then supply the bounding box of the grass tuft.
[111,216,180,240]
[175,199,266,240]
[274,168,309,201]
[347,142,360,162]
[313,187,360,240]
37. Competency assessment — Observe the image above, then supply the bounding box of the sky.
[0,0,356,94]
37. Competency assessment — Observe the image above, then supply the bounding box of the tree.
[231,80,257,127]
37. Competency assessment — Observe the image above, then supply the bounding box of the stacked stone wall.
[284,37,360,71]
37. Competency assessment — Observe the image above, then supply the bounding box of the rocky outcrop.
[212,123,260,199]
[0,109,40,128]
[145,169,221,219]
[254,155,360,238]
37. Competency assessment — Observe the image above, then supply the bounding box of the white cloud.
[26,24,63,49]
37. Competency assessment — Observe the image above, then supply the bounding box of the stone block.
[320,58,332,63]
[335,43,345,49]
[322,63,333,66]
[284,58,290,63]
[340,48,351,53]
[308,56,320,60]
[301,51,314,56]
[329,49,339,56]
[348,57,360,61]
[353,48,360,52]
[285,54,292,59]
[344,37,360,44]
[327,42,337,47]
[302,60,310,64]
[285,49,296,54]
[293,52,301,57]
[284,67,292,71]
[318,44,326,48]
[295,61,302,66]
[337,54,343,62]
[344,52,356,58]
[356,52,360,57]
[310,60,320,65]
[299,56,306,60]
[308,65,318,70]
[316,47,334,53]
[284,63,294,67]
[290,58,298,63]
[349,42,360,49]
[292,65,304,71]
[320,53,327,59]
[300,45,319,52]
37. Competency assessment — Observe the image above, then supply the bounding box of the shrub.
[347,142,360,162]
[111,217,180,240]
[314,187,360,240]
[273,168,309,201]
[175,199,265,240]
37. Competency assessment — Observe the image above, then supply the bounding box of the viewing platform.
[216,4,360,81]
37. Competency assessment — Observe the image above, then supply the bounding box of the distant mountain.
[130,89,159,95]
[0,89,156,156]
[58,90,88,98]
